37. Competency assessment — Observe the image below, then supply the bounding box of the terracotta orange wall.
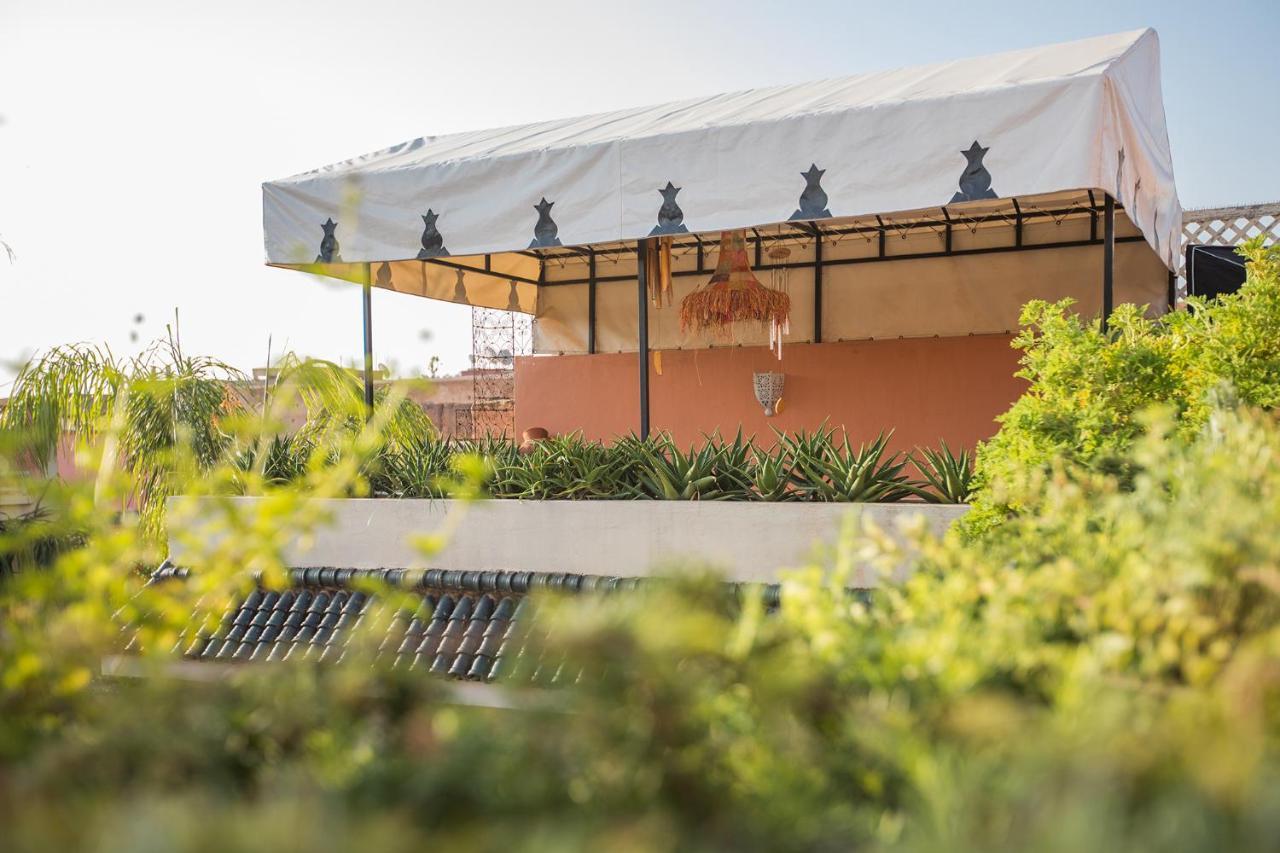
[514,334,1025,452]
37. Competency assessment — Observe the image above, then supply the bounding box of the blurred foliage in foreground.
[2,390,1278,851]
[0,243,1278,850]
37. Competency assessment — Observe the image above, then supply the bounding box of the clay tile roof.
[151,565,784,685]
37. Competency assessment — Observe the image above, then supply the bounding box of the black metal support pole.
[812,225,824,344]
[636,239,651,439]
[587,248,597,354]
[361,262,375,418]
[1167,269,1177,314]
[1102,194,1115,335]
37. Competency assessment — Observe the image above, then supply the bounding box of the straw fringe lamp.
[681,229,791,358]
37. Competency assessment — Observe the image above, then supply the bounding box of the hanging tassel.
[769,317,789,360]
[767,243,791,360]
[645,240,656,305]
[645,237,675,308]
[658,235,673,306]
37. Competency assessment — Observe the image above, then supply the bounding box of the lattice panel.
[1179,204,1280,290]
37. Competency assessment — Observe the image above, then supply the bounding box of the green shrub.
[968,239,1280,533]
[0,507,85,577]
[0,339,243,539]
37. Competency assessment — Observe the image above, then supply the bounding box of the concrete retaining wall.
[0,488,38,520]
[169,497,967,584]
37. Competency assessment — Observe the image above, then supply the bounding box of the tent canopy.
[262,28,1180,313]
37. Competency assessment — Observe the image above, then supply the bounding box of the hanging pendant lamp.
[680,229,791,358]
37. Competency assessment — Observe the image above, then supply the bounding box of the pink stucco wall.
[515,334,1025,452]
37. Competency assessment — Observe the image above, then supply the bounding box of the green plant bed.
[365,427,974,505]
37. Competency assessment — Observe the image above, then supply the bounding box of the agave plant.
[631,432,752,501]
[233,432,313,487]
[375,435,457,498]
[782,426,914,502]
[706,429,756,498]
[906,441,975,503]
[749,447,795,501]
[491,433,641,500]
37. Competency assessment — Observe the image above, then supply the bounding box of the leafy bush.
[0,507,85,577]
[968,239,1280,531]
[0,337,243,538]
[0,344,450,539]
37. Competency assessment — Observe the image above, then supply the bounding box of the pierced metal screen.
[468,307,532,440]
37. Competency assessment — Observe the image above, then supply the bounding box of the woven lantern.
[681,229,791,358]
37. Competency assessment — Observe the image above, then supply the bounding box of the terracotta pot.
[519,426,550,455]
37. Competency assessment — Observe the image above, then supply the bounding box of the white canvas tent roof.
[262,28,1180,313]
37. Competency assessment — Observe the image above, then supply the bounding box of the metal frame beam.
[420,256,542,287]
[535,199,1113,265]
[812,223,824,344]
[587,247,598,354]
[1102,193,1115,334]
[635,239,652,439]
[545,232,1146,287]
[360,262,375,417]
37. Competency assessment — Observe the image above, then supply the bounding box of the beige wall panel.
[532,281,590,353]
[532,213,1168,353]
[822,240,1167,341]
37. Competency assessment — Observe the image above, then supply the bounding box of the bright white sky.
[3,0,1278,389]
